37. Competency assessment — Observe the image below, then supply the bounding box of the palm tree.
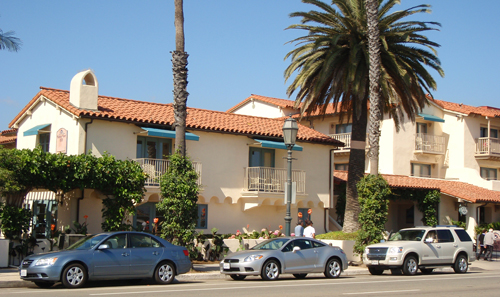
[284,0,444,233]
[0,29,22,52]
[366,0,381,175]
[172,0,189,156]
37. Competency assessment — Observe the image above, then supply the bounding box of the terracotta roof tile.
[334,171,500,203]
[0,129,17,145]
[10,88,343,146]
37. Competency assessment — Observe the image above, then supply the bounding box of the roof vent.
[70,70,98,110]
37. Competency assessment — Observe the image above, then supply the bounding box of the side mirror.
[425,238,433,244]
[293,246,301,253]
[98,244,110,250]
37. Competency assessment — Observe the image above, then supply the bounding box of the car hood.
[224,249,276,259]
[24,249,89,261]
[367,241,421,248]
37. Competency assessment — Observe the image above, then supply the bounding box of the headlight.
[388,247,403,254]
[35,257,58,266]
[243,255,263,262]
[364,247,369,255]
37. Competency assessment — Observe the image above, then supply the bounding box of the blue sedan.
[19,231,192,288]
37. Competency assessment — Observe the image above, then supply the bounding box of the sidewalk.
[0,259,497,288]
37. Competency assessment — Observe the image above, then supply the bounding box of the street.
[2,271,500,297]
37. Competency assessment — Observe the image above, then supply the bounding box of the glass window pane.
[147,141,157,158]
[131,234,152,248]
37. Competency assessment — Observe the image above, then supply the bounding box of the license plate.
[223,263,230,269]
[371,260,379,265]
[20,269,27,277]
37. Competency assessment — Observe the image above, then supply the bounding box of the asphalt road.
[2,271,500,297]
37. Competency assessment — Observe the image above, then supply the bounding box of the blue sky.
[1,0,499,130]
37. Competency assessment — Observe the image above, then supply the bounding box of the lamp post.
[282,115,298,236]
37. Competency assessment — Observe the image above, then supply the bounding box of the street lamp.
[282,115,298,236]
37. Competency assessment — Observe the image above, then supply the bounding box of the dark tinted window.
[437,230,454,243]
[313,241,326,248]
[454,229,472,242]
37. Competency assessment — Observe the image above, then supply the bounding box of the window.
[197,204,208,229]
[249,147,275,167]
[480,127,499,138]
[411,163,431,178]
[454,229,472,242]
[298,208,311,221]
[416,123,428,134]
[136,136,172,159]
[39,133,50,152]
[335,123,352,134]
[335,164,349,171]
[131,233,161,248]
[134,202,163,235]
[103,234,127,249]
[480,167,497,180]
[436,230,454,243]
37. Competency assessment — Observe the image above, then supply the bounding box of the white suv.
[363,226,475,275]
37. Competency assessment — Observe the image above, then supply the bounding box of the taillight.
[183,249,189,257]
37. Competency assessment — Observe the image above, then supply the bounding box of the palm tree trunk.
[366,0,382,175]
[343,98,368,233]
[173,0,188,156]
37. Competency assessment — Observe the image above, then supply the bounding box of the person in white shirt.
[303,220,316,239]
[484,228,495,261]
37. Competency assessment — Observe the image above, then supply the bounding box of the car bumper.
[19,265,63,282]
[363,253,404,268]
[176,258,192,275]
[219,260,262,276]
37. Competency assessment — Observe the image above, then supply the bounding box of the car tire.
[420,268,434,274]
[261,259,280,281]
[230,274,247,280]
[34,281,55,288]
[453,254,468,273]
[324,258,342,278]
[293,273,308,279]
[61,263,87,288]
[402,256,418,276]
[154,261,176,284]
[390,268,402,275]
[368,267,384,275]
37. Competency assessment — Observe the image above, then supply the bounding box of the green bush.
[316,231,358,240]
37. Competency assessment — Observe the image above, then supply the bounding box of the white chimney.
[69,70,98,110]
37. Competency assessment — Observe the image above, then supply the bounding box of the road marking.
[343,289,420,295]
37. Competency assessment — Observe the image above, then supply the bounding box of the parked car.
[19,231,191,288]
[220,237,348,280]
[363,226,475,276]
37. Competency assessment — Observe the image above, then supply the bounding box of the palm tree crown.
[0,29,22,52]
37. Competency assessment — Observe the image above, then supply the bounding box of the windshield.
[388,229,426,241]
[251,238,290,250]
[66,234,108,250]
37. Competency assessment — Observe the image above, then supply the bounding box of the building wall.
[231,101,285,118]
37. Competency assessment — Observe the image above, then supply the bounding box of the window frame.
[411,163,431,178]
[480,167,497,181]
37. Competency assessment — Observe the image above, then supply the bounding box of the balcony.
[330,133,369,153]
[243,167,306,194]
[475,137,500,160]
[414,133,445,155]
[133,158,202,186]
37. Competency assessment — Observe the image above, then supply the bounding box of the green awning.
[23,124,51,136]
[140,127,199,141]
[418,113,445,123]
[254,139,303,151]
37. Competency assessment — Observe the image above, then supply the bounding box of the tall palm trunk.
[366,0,382,175]
[343,97,368,233]
[172,0,188,156]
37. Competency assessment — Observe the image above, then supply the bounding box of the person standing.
[483,228,495,261]
[294,220,304,237]
[477,229,486,259]
[304,220,316,239]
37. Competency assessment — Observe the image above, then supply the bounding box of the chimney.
[70,69,98,110]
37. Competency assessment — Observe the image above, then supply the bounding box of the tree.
[284,0,443,233]
[366,0,381,175]
[0,28,22,52]
[172,0,189,156]
[157,153,199,254]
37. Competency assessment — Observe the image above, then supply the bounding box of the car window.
[102,234,127,249]
[67,234,107,250]
[282,242,294,253]
[425,230,437,243]
[389,229,425,241]
[312,241,326,248]
[131,234,160,248]
[436,230,454,243]
[454,229,472,242]
[295,239,313,250]
[252,238,290,250]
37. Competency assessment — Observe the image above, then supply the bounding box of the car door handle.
[122,253,130,257]
[152,251,159,256]
[454,244,458,248]
[435,245,441,248]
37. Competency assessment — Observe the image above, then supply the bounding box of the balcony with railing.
[243,167,306,194]
[133,158,202,186]
[329,133,368,152]
[475,137,500,159]
[414,133,446,155]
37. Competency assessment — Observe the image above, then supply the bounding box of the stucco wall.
[232,101,285,118]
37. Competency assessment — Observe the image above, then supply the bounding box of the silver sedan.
[220,237,348,280]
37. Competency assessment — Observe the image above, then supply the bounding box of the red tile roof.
[0,129,17,145]
[334,171,500,203]
[428,95,500,118]
[10,88,343,146]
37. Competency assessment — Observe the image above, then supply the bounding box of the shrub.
[316,231,358,240]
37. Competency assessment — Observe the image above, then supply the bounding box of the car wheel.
[368,267,384,275]
[420,268,434,274]
[230,274,247,280]
[453,254,468,273]
[390,268,402,275]
[155,261,176,284]
[61,263,87,288]
[261,260,280,280]
[34,281,55,288]
[324,258,342,278]
[402,256,418,275]
[293,273,308,279]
